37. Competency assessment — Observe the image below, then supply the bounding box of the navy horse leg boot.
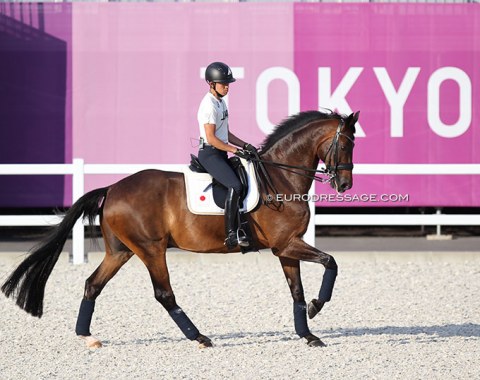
[224,188,249,249]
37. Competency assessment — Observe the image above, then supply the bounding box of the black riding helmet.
[205,62,236,84]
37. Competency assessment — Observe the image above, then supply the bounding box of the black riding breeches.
[197,146,243,195]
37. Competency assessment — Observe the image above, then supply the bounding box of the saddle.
[189,154,249,208]
[185,154,260,253]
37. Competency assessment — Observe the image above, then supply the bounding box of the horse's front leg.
[276,238,338,340]
[278,257,326,347]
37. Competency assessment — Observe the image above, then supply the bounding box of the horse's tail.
[1,187,108,318]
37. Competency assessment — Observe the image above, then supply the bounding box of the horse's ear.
[346,111,360,126]
[353,111,360,124]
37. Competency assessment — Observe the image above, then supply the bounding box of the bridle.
[324,119,355,175]
[248,119,355,205]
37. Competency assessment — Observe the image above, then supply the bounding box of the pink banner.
[72,3,292,194]
[294,4,480,207]
[70,4,479,207]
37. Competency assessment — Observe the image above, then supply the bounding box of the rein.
[250,119,355,205]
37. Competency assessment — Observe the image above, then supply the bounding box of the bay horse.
[2,110,358,348]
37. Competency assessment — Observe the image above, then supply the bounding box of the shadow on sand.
[101,323,479,348]
[321,323,480,341]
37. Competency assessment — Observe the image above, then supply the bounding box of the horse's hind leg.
[137,247,212,348]
[76,233,133,348]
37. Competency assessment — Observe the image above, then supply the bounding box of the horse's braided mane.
[259,110,347,154]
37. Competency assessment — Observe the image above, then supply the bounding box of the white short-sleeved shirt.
[197,92,229,144]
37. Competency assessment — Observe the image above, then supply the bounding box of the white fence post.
[72,158,85,264]
[304,183,316,247]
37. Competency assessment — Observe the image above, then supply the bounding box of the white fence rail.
[1,159,479,264]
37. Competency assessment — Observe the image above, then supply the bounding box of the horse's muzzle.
[332,176,352,193]
[338,180,352,193]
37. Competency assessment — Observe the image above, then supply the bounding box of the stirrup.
[224,230,250,249]
[236,228,250,247]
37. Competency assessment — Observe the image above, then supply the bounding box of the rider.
[197,62,256,250]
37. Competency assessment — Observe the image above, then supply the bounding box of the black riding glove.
[243,143,258,154]
[235,149,251,160]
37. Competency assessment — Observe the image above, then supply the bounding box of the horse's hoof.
[308,299,325,319]
[197,334,213,349]
[305,333,326,347]
[199,341,213,349]
[79,335,103,349]
[307,339,326,347]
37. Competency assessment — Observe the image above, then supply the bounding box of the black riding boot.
[224,188,249,249]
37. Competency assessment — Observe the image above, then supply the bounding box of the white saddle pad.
[182,158,260,215]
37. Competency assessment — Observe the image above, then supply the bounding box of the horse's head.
[317,111,359,193]
[259,110,359,195]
